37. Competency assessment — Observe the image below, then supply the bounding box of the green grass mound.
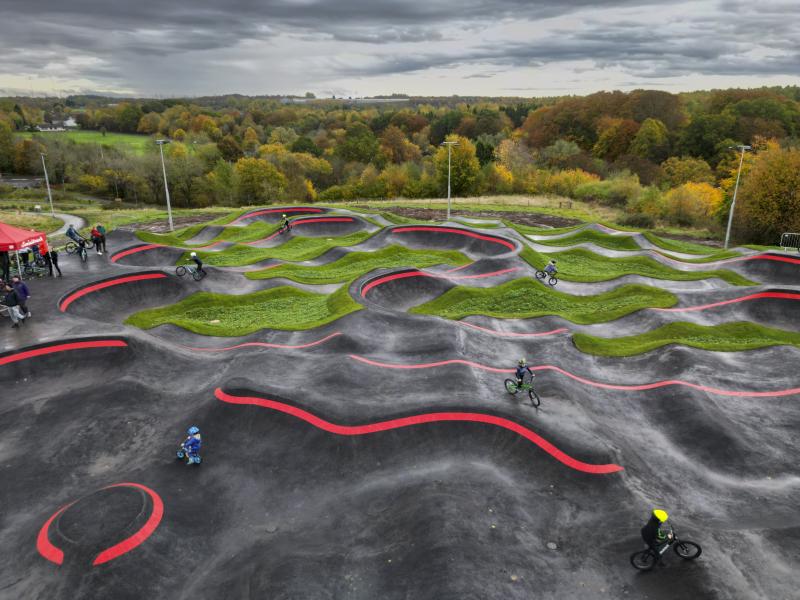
[533,229,641,251]
[642,232,719,255]
[411,279,676,324]
[246,245,469,283]
[520,246,754,286]
[505,222,586,236]
[573,321,800,357]
[125,284,360,335]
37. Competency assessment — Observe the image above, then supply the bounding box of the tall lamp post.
[155,139,174,232]
[724,144,751,249]
[440,140,459,221]
[40,153,55,217]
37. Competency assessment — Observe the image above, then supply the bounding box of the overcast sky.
[1,0,798,98]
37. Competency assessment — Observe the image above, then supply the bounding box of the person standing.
[97,223,107,253]
[49,247,62,277]
[11,275,30,318]
[2,283,25,328]
[39,240,54,277]
[90,226,103,255]
[0,251,9,281]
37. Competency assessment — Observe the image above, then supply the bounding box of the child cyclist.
[281,213,291,233]
[189,252,206,276]
[515,358,535,388]
[179,426,202,465]
[544,260,557,276]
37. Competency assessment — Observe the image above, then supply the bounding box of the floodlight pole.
[440,141,459,221]
[156,139,174,232]
[724,145,751,250]
[40,153,55,217]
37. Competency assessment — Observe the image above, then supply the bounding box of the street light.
[440,140,459,221]
[155,139,174,232]
[724,144,751,249]
[40,153,55,217]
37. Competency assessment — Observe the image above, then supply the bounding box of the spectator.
[39,240,54,277]
[0,251,9,281]
[90,226,103,255]
[97,223,107,253]
[49,247,62,277]
[1,283,25,328]
[11,275,30,318]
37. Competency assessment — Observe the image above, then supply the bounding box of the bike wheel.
[192,270,204,281]
[176,266,186,277]
[528,387,541,407]
[65,241,77,254]
[630,550,658,571]
[548,277,558,286]
[535,270,546,280]
[80,249,87,263]
[674,541,702,560]
[504,379,519,395]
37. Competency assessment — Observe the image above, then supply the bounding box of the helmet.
[550,259,556,264]
[518,358,526,366]
[190,252,197,257]
[187,426,200,435]
[653,509,669,523]
[282,214,287,218]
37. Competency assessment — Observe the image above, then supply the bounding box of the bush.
[318,184,356,201]
[544,168,600,197]
[663,182,723,227]
[574,172,642,206]
[619,213,655,228]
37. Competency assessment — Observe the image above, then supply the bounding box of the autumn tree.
[660,156,715,187]
[629,118,670,162]
[380,125,421,164]
[663,182,723,226]
[234,157,286,204]
[434,135,480,196]
[592,118,640,161]
[336,122,379,163]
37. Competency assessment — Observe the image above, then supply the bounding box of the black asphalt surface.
[1,209,799,600]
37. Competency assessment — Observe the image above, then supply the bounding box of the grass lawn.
[520,246,754,286]
[0,210,63,233]
[126,284,361,335]
[411,279,676,324]
[532,228,641,251]
[246,245,469,283]
[573,321,800,357]
[19,130,153,155]
[642,232,719,255]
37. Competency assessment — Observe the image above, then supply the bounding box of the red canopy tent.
[0,221,47,279]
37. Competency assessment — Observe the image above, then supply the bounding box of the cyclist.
[641,509,673,557]
[281,213,291,232]
[189,252,206,276]
[181,426,202,465]
[515,358,534,388]
[66,224,83,245]
[544,260,557,276]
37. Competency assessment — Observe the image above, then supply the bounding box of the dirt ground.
[131,214,222,233]
[358,206,583,229]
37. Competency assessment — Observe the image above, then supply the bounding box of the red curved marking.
[186,332,342,352]
[360,267,519,298]
[719,253,800,265]
[232,207,323,223]
[0,340,128,367]
[59,273,167,312]
[348,355,800,398]
[192,240,223,250]
[655,291,800,312]
[458,321,570,337]
[215,388,622,474]
[36,503,74,565]
[245,217,357,245]
[110,244,164,263]
[92,483,164,566]
[391,226,515,251]
[444,261,475,273]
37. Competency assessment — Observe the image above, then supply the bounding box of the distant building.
[34,117,77,132]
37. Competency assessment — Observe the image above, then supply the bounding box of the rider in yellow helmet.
[641,509,673,555]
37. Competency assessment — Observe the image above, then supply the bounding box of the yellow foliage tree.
[664,182,723,226]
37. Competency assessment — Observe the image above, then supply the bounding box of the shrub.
[663,182,724,226]
[544,168,600,197]
[619,213,655,228]
[574,172,642,206]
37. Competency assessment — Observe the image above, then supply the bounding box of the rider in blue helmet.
[181,426,202,465]
[515,358,534,388]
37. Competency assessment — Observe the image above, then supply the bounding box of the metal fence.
[780,232,800,252]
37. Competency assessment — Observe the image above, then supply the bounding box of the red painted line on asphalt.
[36,503,73,565]
[36,483,163,567]
[444,261,475,273]
[215,388,623,474]
[192,240,223,250]
[719,253,800,265]
[92,483,164,566]
[186,332,342,352]
[360,267,519,297]
[232,207,323,223]
[458,322,570,337]
[246,217,357,245]
[0,340,128,367]
[110,244,164,263]
[348,355,800,398]
[59,273,167,312]
[391,226,516,251]
[654,291,800,312]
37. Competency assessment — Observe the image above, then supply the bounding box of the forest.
[1,87,799,243]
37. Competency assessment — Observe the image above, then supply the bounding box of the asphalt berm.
[1,208,798,600]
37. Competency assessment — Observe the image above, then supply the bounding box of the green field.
[19,130,153,155]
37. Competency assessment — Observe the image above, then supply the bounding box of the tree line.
[1,87,799,243]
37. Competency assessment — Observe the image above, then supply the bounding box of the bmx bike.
[630,527,702,571]
[176,264,207,281]
[65,239,89,262]
[535,269,558,286]
[504,372,541,407]
[176,446,202,465]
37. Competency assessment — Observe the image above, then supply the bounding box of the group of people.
[0,275,31,327]
[66,223,106,255]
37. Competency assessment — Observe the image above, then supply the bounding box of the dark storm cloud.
[0,0,798,93]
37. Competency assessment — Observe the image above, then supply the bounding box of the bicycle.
[535,269,558,286]
[504,371,541,407]
[630,527,702,571]
[176,264,207,281]
[65,239,89,262]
